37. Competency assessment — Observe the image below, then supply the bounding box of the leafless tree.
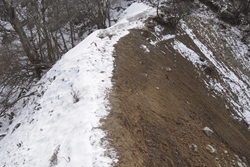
[1,0,43,78]
[156,0,192,28]
[0,44,37,117]
[0,0,123,117]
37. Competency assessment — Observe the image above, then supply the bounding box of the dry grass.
[49,145,60,167]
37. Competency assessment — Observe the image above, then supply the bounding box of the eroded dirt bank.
[103,29,250,167]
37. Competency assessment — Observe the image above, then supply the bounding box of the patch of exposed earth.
[103,27,250,167]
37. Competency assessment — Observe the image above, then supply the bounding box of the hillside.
[0,1,249,167]
[105,2,250,167]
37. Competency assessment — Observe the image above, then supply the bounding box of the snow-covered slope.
[0,3,154,167]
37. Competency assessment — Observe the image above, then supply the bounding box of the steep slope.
[104,3,250,167]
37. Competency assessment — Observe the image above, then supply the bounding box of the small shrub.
[50,145,60,167]
[202,64,214,75]
[12,123,21,133]
[71,89,80,103]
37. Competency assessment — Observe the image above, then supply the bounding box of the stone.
[206,145,217,156]
[189,143,198,152]
[166,67,172,72]
[203,127,214,137]
[193,144,198,152]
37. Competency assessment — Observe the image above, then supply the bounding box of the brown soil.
[103,28,250,167]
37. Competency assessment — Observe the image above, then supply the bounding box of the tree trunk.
[2,0,42,78]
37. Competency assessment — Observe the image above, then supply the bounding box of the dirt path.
[103,29,250,167]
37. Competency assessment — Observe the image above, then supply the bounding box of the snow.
[0,3,154,167]
[149,25,176,45]
[140,44,150,53]
[171,17,250,124]
[173,40,205,67]
[118,2,150,23]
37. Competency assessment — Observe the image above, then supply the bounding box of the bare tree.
[78,0,114,29]
[0,44,36,117]
[156,0,192,28]
[1,0,42,77]
[0,0,123,117]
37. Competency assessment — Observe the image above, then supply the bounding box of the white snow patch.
[140,44,150,52]
[173,40,204,67]
[118,2,152,23]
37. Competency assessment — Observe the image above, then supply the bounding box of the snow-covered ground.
[0,3,155,167]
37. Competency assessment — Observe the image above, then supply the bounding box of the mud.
[103,29,250,167]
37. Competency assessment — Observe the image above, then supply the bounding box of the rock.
[189,143,198,152]
[203,127,214,137]
[0,132,7,138]
[193,144,198,152]
[166,67,172,72]
[206,144,217,156]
